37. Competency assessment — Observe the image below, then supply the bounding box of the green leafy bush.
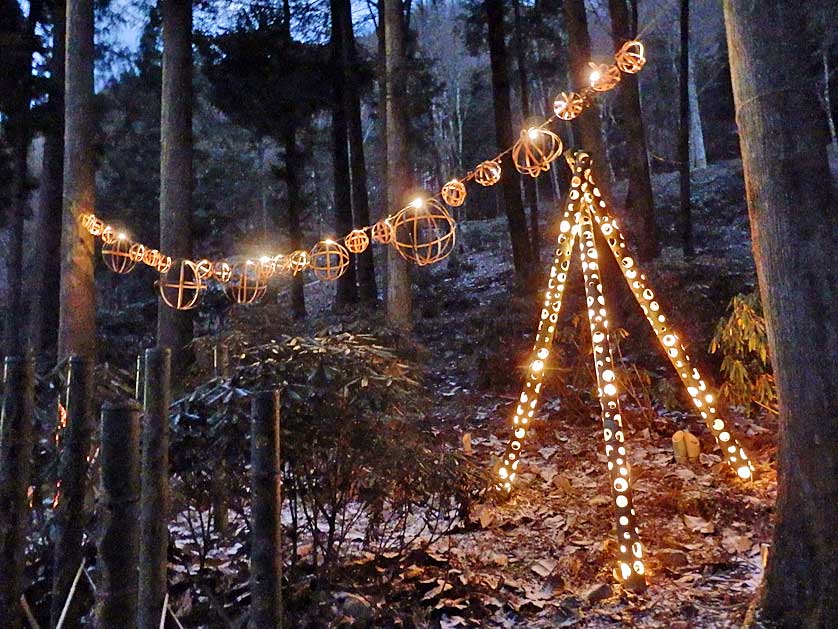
[171,328,472,590]
[709,290,777,416]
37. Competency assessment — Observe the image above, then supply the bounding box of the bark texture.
[249,391,283,628]
[138,348,171,629]
[58,0,97,360]
[608,0,659,262]
[158,0,194,359]
[0,357,35,628]
[687,55,707,169]
[96,402,141,628]
[51,356,95,627]
[32,1,65,357]
[678,0,693,257]
[511,0,540,263]
[723,1,838,626]
[331,0,359,309]
[339,0,377,303]
[383,0,413,330]
[563,0,616,200]
[485,0,533,280]
[283,125,307,319]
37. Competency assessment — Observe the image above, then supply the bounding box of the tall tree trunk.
[331,0,358,309]
[687,55,707,169]
[58,0,97,361]
[283,125,306,319]
[382,0,412,331]
[485,0,533,281]
[678,0,694,257]
[723,1,838,626]
[608,0,659,262]
[339,0,377,304]
[32,2,65,358]
[158,0,193,363]
[4,0,40,357]
[511,0,540,263]
[563,0,616,196]
[822,49,838,151]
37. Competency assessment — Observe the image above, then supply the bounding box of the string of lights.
[81,40,646,310]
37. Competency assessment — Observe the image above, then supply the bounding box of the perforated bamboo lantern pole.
[577,202,646,590]
[582,157,755,480]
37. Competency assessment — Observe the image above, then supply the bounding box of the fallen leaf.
[683,514,715,534]
[531,558,558,578]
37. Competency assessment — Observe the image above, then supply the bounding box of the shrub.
[709,290,777,416]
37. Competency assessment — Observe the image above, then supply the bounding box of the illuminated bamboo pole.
[577,202,646,590]
[494,196,579,493]
[580,155,754,480]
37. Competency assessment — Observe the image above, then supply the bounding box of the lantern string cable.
[83,41,646,296]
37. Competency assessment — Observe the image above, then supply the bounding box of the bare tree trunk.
[0,357,35,628]
[511,0,540,263]
[608,0,659,262]
[51,356,95,628]
[59,0,97,361]
[158,0,193,363]
[687,55,707,169]
[32,2,65,358]
[283,126,306,319]
[4,0,40,357]
[331,0,358,309]
[485,0,533,281]
[723,1,838,626]
[820,49,837,152]
[679,0,694,257]
[249,391,282,628]
[383,0,413,331]
[339,0,377,304]
[138,349,171,629]
[96,402,141,627]
[564,0,615,195]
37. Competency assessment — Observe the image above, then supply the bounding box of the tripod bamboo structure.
[493,151,755,591]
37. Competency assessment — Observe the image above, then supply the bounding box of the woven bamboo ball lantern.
[273,254,292,275]
[195,259,213,280]
[156,255,173,274]
[345,229,370,254]
[441,179,467,207]
[159,259,205,310]
[615,40,646,74]
[84,215,104,236]
[129,242,146,263]
[589,62,621,92]
[102,235,137,274]
[391,198,456,266]
[80,213,96,232]
[289,250,310,275]
[101,226,117,245]
[225,260,268,305]
[474,160,502,187]
[143,248,161,268]
[258,256,276,278]
[309,240,351,281]
[371,218,395,244]
[553,91,585,121]
[213,260,232,283]
[512,128,564,178]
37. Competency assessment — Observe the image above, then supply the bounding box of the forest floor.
[311,159,778,627]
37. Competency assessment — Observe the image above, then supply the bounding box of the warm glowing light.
[411,197,424,209]
[737,466,752,479]
[590,69,602,84]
